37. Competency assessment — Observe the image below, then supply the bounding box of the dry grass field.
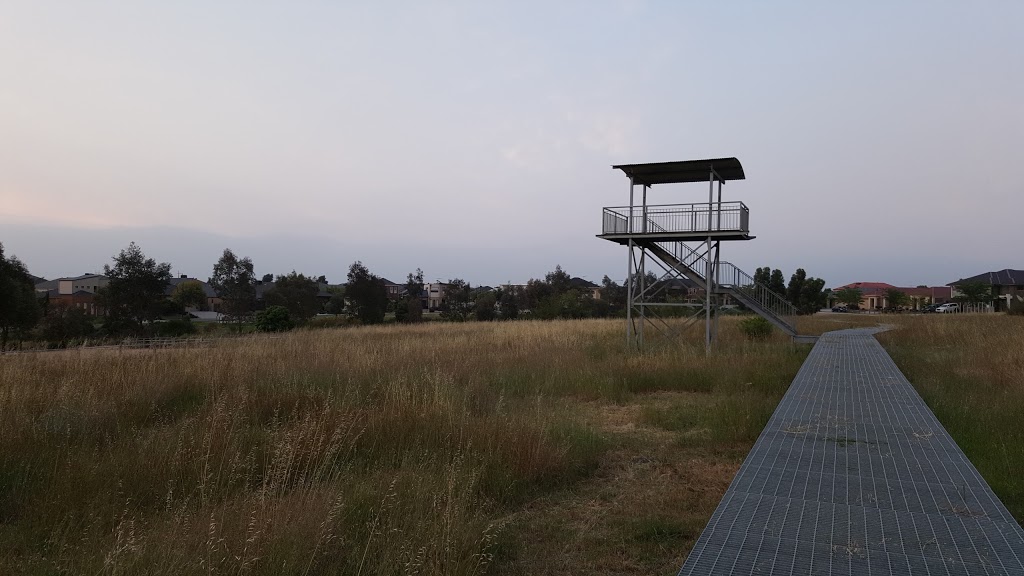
[6,312,1014,575]
[0,317,825,575]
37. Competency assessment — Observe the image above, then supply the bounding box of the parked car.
[922,303,941,313]
[831,305,848,313]
[935,303,960,313]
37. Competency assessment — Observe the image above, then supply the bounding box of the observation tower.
[598,157,800,352]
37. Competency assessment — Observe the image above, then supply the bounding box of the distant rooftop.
[833,282,897,291]
[950,268,1024,286]
[612,157,745,186]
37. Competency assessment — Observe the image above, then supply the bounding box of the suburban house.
[664,277,703,303]
[423,282,449,310]
[59,273,109,295]
[35,273,109,316]
[569,277,602,300]
[900,286,954,309]
[379,278,404,300]
[831,281,952,310]
[499,283,529,293]
[949,268,1024,312]
[164,275,220,311]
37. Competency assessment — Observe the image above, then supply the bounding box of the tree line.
[1,239,837,349]
[0,241,608,347]
[752,267,828,315]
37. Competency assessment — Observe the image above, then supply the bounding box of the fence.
[0,333,284,355]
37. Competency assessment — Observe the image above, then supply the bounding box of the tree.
[95,242,172,335]
[955,281,992,304]
[798,277,828,314]
[589,295,611,318]
[640,271,666,303]
[440,278,472,322]
[754,267,771,287]
[346,261,387,324]
[884,288,910,310]
[210,248,256,334]
[404,269,424,299]
[324,286,345,315]
[834,287,864,307]
[781,268,828,315]
[261,273,274,283]
[0,244,42,350]
[1008,297,1024,316]
[600,275,626,314]
[768,269,786,297]
[474,291,497,321]
[264,271,321,322]
[254,305,293,332]
[498,287,520,320]
[545,265,573,295]
[392,296,408,323]
[524,278,552,310]
[400,268,424,324]
[172,281,208,311]
[315,275,328,284]
[534,289,592,319]
[41,304,95,345]
[786,269,807,306]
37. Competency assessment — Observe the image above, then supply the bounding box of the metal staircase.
[644,240,798,336]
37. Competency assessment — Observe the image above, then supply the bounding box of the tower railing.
[602,209,630,234]
[602,202,749,235]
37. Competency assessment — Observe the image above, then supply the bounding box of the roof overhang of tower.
[612,157,745,186]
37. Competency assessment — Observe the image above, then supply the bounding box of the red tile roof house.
[949,269,1024,312]
[830,282,892,311]
[831,282,952,311]
[34,273,110,316]
[900,286,954,309]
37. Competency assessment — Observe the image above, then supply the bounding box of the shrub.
[254,305,294,332]
[40,306,95,343]
[305,315,357,330]
[1008,298,1024,316]
[201,322,223,334]
[154,319,196,338]
[739,316,774,340]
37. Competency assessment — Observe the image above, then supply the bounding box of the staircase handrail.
[715,262,798,322]
[648,218,796,327]
[646,218,710,281]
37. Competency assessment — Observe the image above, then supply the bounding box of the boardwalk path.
[678,327,1024,575]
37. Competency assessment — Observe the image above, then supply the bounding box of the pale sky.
[2,2,1022,287]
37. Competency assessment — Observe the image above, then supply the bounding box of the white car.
[935,303,960,313]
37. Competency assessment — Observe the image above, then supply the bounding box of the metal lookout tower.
[598,158,802,353]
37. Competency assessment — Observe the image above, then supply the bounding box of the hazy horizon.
[3,2,1021,289]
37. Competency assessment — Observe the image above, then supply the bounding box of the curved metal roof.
[612,157,745,186]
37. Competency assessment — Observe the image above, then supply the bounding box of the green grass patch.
[628,516,697,543]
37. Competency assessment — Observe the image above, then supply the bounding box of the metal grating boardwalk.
[678,327,1024,575]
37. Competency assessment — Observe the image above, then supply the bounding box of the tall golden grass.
[0,318,812,574]
[877,314,1024,520]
